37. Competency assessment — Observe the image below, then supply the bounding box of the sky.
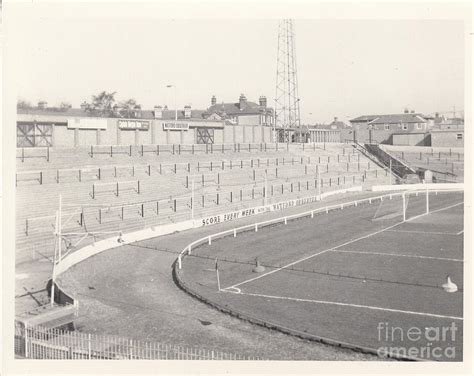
[8,11,465,124]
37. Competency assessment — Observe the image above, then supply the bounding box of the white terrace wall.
[17,114,278,148]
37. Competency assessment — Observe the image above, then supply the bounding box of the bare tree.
[17,99,32,110]
[84,91,117,117]
[118,98,141,118]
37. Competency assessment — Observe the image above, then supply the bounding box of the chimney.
[259,96,267,108]
[435,112,439,118]
[410,110,415,114]
[239,94,247,110]
[184,105,191,118]
[38,101,48,110]
[404,108,409,114]
[80,101,87,111]
[211,95,216,106]
[134,104,142,118]
[154,105,163,119]
[334,117,338,122]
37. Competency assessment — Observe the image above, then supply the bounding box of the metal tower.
[274,19,301,143]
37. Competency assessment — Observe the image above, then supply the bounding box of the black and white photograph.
[1,1,472,375]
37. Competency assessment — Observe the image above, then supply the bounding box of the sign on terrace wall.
[67,118,108,130]
[118,119,150,130]
[163,122,189,131]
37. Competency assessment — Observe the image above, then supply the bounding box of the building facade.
[350,113,428,132]
[203,94,274,126]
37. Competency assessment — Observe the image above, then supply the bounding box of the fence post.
[110,145,113,157]
[129,145,132,156]
[88,333,92,359]
[57,170,59,184]
[217,193,219,205]
[137,180,141,194]
[173,199,177,212]
[157,144,160,155]
[116,182,119,196]
[24,323,29,358]
[172,144,175,154]
[40,171,43,185]
[22,148,25,162]
[98,167,101,180]
[230,191,233,203]
[47,147,50,162]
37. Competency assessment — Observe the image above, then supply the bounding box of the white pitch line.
[225,220,405,291]
[457,230,464,235]
[386,229,459,236]
[227,290,463,321]
[224,201,464,292]
[333,249,464,262]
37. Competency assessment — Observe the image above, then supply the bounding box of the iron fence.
[15,321,260,360]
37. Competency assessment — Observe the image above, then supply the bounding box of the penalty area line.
[223,220,406,291]
[223,201,464,292]
[225,290,463,321]
[332,249,463,262]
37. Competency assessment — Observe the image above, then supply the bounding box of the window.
[196,128,215,144]
[456,133,463,140]
[417,123,422,130]
[384,124,390,130]
[402,124,408,130]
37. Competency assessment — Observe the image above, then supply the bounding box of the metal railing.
[15,321,260,360]
[176,187,463,270]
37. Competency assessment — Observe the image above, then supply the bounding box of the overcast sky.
[9,10,465,124]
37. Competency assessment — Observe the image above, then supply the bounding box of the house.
[327,117,349,130]
[350,111,428,132]
[203,94,274,126]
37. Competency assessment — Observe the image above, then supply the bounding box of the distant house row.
[349,111,464,132]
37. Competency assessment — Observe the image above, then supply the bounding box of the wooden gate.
[17,123,53,147]
[196,128,214,144]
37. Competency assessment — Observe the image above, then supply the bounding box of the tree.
[118,98,141,118]
[60,102,72,110]
[17,99,32,110]
[84,91,117,117]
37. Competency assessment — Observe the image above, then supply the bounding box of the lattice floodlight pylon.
[274,19,302,143]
